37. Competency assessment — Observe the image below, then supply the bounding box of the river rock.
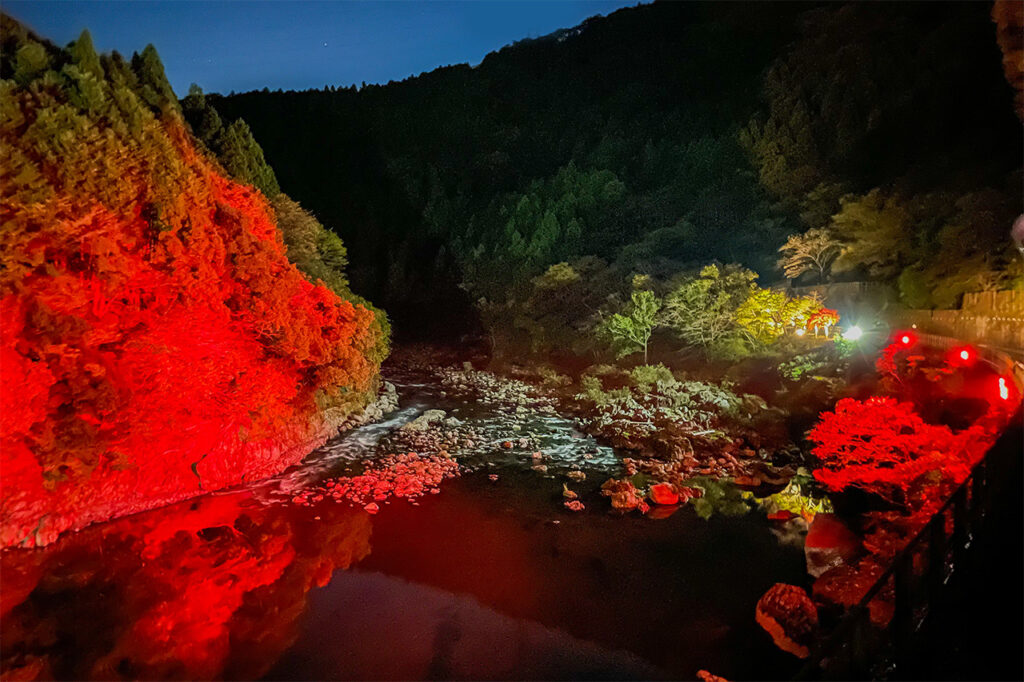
[805,514,861,577]
[755,583,818,658]
[401,409,447,432]
[648,483,679,506]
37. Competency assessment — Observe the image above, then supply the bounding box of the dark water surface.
[1,375,808,681]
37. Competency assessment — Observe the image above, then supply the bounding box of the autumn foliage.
[0,25,383,546]
[807,397,967,498]
[805,308,839,336]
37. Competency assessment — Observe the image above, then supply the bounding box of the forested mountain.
[212,0,1020,346]
[0,16,385,546]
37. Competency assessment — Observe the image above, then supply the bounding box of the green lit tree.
[830,189,914,279]
[660,264,755,356]
[602,290,660,363]
[218,119,280,197]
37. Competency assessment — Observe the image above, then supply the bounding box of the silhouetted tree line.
[207,2,1019,344]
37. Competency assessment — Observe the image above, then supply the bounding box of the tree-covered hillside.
[0,16,386,546]
[214,1,1020,344]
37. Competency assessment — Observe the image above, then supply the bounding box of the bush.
[808,397,969,501]
[628,364,676,393]
[538,366,571,388]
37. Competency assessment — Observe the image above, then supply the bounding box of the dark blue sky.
[5,1,643,95]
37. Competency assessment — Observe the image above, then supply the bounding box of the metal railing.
[795,339,1023,680]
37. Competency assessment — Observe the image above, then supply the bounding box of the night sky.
[4,1,643,95]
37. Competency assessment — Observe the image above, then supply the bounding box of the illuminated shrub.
[807,397,969,500]
[0,25,383,546]
[806,308,839,337]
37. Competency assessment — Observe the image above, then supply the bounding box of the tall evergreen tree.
[131,43,177,112]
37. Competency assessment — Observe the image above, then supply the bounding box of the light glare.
[845,325,863,341]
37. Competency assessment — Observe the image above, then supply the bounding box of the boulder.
[601,478,644,511]
[755,583,818,658]
[804,514,861,577]
[649,483,679,506]
[400,409,447,432]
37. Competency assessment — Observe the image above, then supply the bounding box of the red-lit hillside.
[0,22,385,547]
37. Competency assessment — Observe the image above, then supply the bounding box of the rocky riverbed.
[272,346,821,522]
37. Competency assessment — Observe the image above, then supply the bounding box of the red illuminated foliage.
[807,397,968,500]
[806,308,839,336]
[0,36,383,546]
[804,343,1018,630]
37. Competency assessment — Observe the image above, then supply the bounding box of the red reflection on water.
[0,491,371,680]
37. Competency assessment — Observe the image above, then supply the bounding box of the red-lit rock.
[813,560,894,627]
[804,514,861,577]
[755,583,818,659]
[290,454,459,509]
[649,483,679,505]
[601,478,643,511]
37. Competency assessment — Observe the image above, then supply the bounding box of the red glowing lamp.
[948,345,977,368]
[895,331,917,347]
[999,377,1010,401]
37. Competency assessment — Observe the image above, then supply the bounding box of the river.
[0,364,810,681]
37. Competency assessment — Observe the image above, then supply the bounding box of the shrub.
[808,397,968,500]
[628,364,676,393]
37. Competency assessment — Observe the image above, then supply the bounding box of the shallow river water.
[0,370,809,681]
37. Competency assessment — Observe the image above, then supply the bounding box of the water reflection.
[268,572,663,681]
[1,466,808,681]
[1,490,371,680]
[2,373,812,681]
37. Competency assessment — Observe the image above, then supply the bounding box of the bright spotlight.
[999,377,1009,401]
[901,335,911,345]
[959,350,970,361]
[845,325,863,341]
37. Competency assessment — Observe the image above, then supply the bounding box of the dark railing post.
[970,459,987,533]
[951,486,970,569]
[928,512,948,596]
[893,553,914,676]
